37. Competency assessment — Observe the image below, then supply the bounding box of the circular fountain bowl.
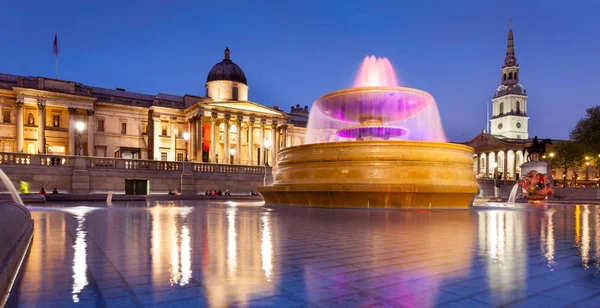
[314,86,434,123]
[258,140,478,209]
[336,126,408,139]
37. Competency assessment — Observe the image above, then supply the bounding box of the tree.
[570,106,600,153]
[547,141,585,187]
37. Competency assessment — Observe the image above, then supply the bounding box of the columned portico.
[152,112,160,160]
[196,112,203,162]
[259,119,266,165]
[15,97,24,152]
[37,98,46,153]
[271,122,277,166]
[87,110,94,156]
[248,118,255,165]
[224,114,231,164]
[235,115,242,164]
[210,113,217,163]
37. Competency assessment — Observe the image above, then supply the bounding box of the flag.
[53,33,58,56]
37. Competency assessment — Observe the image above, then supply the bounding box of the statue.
[523,136,552,162]
[518,170,554,202]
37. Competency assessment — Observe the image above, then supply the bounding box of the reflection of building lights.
[541,210,555,268]
[581,205,590,269]
[180,223,192,285]
[261,214,273,280]
[227,206,237,271]
[64,207,96,303]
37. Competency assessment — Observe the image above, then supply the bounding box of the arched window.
[514,72,518,79]
[499,102,504,115]
[503,74,507,81]
[508,72,513,79]
[232,86,238,100]
[206,87,209,97]
[516,101,521,113]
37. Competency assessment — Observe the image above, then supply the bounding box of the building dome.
[206,48,247,85]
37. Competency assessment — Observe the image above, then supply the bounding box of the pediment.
[205,101,286,117]
[467,134,508,151]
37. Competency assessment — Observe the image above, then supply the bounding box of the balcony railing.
[0,152,267,175]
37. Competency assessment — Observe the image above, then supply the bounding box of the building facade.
[0,48,308,167]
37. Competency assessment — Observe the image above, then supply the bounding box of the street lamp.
[549,152,555,158]
[491,162,498,198]
[75,121,85,156]
[229,148,235,165]
[264,139,271,166]
[183,131,190,161]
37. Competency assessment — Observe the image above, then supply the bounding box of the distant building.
[0,48,307,166]
[468,21,555,181]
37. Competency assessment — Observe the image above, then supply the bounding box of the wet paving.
[7,201,600,307]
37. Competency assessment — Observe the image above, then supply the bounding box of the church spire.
[503,18,517,68]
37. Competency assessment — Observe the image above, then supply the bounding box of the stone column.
[485,152,490,177]
[152,112,160,160]
[196,112,203,162]
[512,150,517,180]
[170,116,177,161]
[37,98,46,153]
[236,115,242,165]
[271,122,277,167]
[248,117,255,165]
[259,118,266,165]
[503,150,508,179]
[188,117,195,161]
[15,97,24,152]
[224,114,231,164]
[210,113,217,163]
[68,107,76,155]
[281,124,288,148]
[87,110,95,156]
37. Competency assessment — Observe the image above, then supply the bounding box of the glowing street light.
[75,121,85,156]
[264,139,271,166]
[549,152,555,158]
[229,148,235,164]
[183,131,190,161]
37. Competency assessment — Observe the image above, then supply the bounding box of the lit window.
[177,153,184,161]
[142,123,147,135]
[161,152,167,161]
[121,122,127,134]
[53,115,61,128]
[162,125,167,136]
[2,110,10,124]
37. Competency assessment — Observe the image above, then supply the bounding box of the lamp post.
[75,121,85,156]
[264,139,271,166]
[183,131,190,161]
[229,148,235,165]
[492,162,498,198]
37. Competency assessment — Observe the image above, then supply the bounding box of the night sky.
[1,0,598,142]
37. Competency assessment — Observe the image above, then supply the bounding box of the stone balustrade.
[0,152,271,194]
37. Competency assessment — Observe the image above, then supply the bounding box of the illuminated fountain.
[258,56,478,208]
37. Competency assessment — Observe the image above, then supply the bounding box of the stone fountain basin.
[314,86,434,123]
[258,140,478,209]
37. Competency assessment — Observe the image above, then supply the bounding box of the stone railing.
[0,153,72,167]
[0,152,267,176]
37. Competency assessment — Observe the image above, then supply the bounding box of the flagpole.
[55,54,58,79]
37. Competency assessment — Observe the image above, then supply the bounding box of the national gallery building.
[0,48,309,167]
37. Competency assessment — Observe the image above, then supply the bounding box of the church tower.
[490,19,529,139]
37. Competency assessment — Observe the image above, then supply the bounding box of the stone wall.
[0,202,33,305]
[477,179,600,200]
[0,152,271,194]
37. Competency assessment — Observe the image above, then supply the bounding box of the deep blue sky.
[1,0,598,142]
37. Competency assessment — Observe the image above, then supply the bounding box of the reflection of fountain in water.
[0,169,23,205]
